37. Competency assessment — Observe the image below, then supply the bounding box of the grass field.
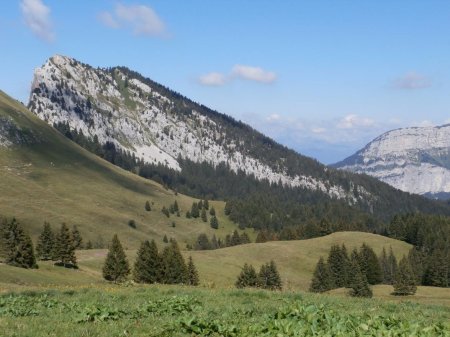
[0,285,448,337]
[0,90,247,249]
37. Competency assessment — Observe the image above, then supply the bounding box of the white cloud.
[337,114,375,129]
[20,0,54,42]
[98,12,120,29]
[198,72,227,86]
[198,65,277,87]
[266,113,281,122]
[393,72,432,90]
[311,127,326,134]
[232,65,277,83]
[99,3,166,37]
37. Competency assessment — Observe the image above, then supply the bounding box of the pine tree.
[186,256,199,286]
[258,261,282,290]
[201,208,207,222]
[210,215,219,229]
[0,218,38,269]
[235,263,258,288]
[359,243,383,285]
[133,240,162,284]
[162,206,170,218]
[195,233,211,250]
[198,200,203,210]
[186,211,192,219]
[310,257,333,293]
[85,240,93,249]
[327,245,347,288]
[349,259,372,298]
[230,230,241,246]
[36,222,55,260]
[209,206,216,216]
[210,234,219,249]
[163,234,169,243]
[72,225,83,249]
[161,239,187,284]
[191,202,199,218]
[173,201,179,212]
[423,249,448,287]
[380,247,398,285]
[102,234,130,283]
[203,199,209,210]
[145,201,151,211]
[408,248,425,285]
[240,232,251,244]
[55,223,77,268]
[393,256,417,295]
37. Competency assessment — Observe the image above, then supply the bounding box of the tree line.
[103,234,199,286]
[310,243,417,297]
[0,219,82,269]
[192,230,251,251]
[235,261,282,291]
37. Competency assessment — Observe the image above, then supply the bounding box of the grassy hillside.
[4,232,446,306]
[0,90,242,248]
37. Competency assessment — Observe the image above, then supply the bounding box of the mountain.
[0,89,236,247]
[27,55,450,222]
[334,124,450,200]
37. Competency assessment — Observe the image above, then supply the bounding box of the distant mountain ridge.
[26,55,450,220]
[334,124,450,199]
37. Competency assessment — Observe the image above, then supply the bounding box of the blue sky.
[1,1,450,163]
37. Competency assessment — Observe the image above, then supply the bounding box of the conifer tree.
[349,259,372,298]
[161,239,187,284]
[240,232,251,244]
[209,206,216,216]
[230,230,241,246]
[393,256,417,295]
[310,257,333,293]
[0,218,38,269]
[85,240,93,249]
[191,202,199,218]
[201,208,207,222]
[210,215,219,229]
[195,233,211,250]
[359,243,383,285]
[162,206,170,218]
[235,263,258,288]
[133,240,162,284]
[186,211,192,219]
[72,225,83,249]
[380,247,398,285]
[186,256,199,286]
[173,201,179,212]
[145,201,151,211]
[423,249,448,287]
[327,245,347,288]
[203,199,209,210]
[258,261,282,290]
[102,234,130,283]
[210,234,219,249]
[408,248,425,285]
[198,200,203,210]
[55,223,77,268]
[36,222,55,261]
[255,230,268,243]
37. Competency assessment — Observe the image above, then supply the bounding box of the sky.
[1,1,450,164]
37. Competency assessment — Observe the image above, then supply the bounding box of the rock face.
[28,55,371,203]
[334,125,450,199]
